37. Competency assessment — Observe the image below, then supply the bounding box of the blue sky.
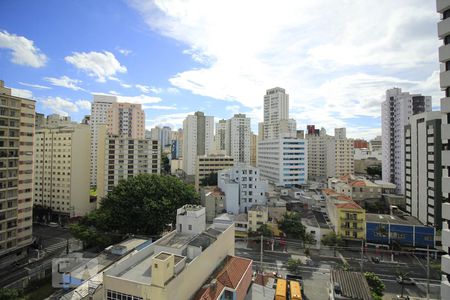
[0,0,442,139]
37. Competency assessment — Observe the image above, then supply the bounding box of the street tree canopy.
[278,212,306,240]
[70,174,199,249]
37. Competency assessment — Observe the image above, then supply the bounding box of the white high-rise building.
[381,88,431,194]
[218,164,268,214]
[182,112,214,175]
[161,126,172,148]
[258,137,307,187]
[405,112,443,228]
[90,94,117,187]
[260,87,296,140]
[226,114,251,164]
[214,119,227,153]
[437,2,450,297]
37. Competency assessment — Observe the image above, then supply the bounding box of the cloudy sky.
[0,0,442,139]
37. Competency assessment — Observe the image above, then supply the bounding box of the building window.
[188,224,192,231]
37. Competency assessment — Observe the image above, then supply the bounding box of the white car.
[396,276,415,285]
[48,222,59,227]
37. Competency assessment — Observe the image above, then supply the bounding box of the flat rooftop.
[366,213,424,226]
[155,232,195,249]
[331,270,372,300]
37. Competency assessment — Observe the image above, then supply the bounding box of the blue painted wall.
[366,222,434,248]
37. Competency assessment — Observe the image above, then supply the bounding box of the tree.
[278,212,306,240]
[396,270,411,298]
[285,258,302,275]
[161,154,170,175]
[200,172,218,186]
[0,288,23,300]
[366,164,382,178]
[364,272,385,298]
[256,224,273,237]
[70,174,199,248]
[303,232,316,245]
[321,232,343,247]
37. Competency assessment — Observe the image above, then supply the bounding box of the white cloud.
[76,100,92,110]
[135,84,150,93]
[11,88,33,99]
[121,83,132,88]
[109,90,120,95]
[146,111,193,129]
[142,105,177,110]
[118,48,132,56]
[65,51,127,82]
[19,82,51,90]
[44,75,86,91]
[0,30,47,67]
[41,97,78,116]
[150,86,163,94]
[92,93,162,105]
[129,0,440,139]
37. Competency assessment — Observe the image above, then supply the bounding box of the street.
[235,245,441,300]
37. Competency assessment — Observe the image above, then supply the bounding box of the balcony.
[443,124,450,140]
[441,70,450,88]
[442,276,450,300]
[437,0,450,13]
[340,217,364,222]
[444,203,450,220]
[443,228,450,248]
[341,225,364,232]
[442,98,450,113]
[444,176,450,194]
[443,255,450,275]
[439,17,450,39]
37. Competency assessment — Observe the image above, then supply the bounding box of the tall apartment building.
[195,153,234,190]
[405,112,443,228]
[35,112,45,129]
[353,139,369,149]
[214,119,227,152]
[218,164,268,214]
[34,124,91,221]
[250,133,257,167]
[90,94,117,186]
[328,128,354,177]
[170,128,183,159]
[0,81,35,264]
[96,125,161,201]
[306,127,353,180]
[370,136,382,152]
[182,112,214,175]
[382,88,431,194]
[437,2,450,297]
[46,114,75,128]
[259,87,296,140]
[107,102,145,139]
[258,137,307,187]
[226,114,251,164]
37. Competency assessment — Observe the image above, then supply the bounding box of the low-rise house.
[248,205,269,232]
[194,256,252,300]
[213,213,249,238]
[201,186,225,222]
[323,189,366,241]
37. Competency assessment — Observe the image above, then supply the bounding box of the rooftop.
[336,202,362,210]
[194,256,252,300]
[248,205,268,212]
[331,270,372,300]
[366,213,425,226]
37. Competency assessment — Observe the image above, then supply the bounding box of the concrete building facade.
[90,94,117,186]
[0,81,35,263]
[226,114,251,164]
[182,112,214,175]
[96,125,161,201]
[382,88,432,194]
[405,111,443,228]
[107,102,145,139]
[214,119,227,153]
[34,124,91,221]
[218,164,268,214]
[195,153,234,190]
[258,137,307,187]
[250,133,257,167]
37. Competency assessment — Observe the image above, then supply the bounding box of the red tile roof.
[336,202,362,210]
[195,256,252,300]
[351,180,366,187]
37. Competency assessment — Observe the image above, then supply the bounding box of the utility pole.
[260,235,263,272]
[427,246,430,300]
[360,239,364,273]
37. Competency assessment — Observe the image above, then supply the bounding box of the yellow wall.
[336,208,366,240]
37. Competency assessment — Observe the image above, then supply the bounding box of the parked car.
[48,222,58,227]
[371,256,380,263]
[396,276,415,285]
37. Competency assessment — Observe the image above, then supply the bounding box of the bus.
[275,278,287,300]
[289,280,302,300]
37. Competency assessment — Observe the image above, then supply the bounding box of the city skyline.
[0,0,441,140]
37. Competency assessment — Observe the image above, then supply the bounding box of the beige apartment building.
[34,124,92,222]
[102,205,236,300]
[107,102,145,139]
[0,81,35,264]
[96,125,161,202]
[250,133,257,167]
[195,153,234,190]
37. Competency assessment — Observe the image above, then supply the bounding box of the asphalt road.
[235,247,442,299]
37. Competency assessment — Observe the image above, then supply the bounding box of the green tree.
[321,232,343,247]
[0,288,23,300]
[364,272,385,298]
[70,174,199,248]
[256,224,273,237]
[278,212,306,240]
[161,154,170,175]
[284,258,303,275]
[200,172,218,186]
[366,164,382,178]
[396,270,411,298]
